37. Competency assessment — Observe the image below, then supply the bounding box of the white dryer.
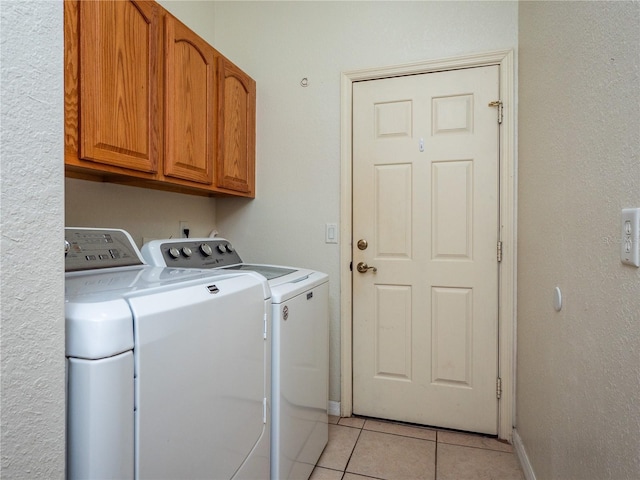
[142,238,329,480]
[65,228,271,480]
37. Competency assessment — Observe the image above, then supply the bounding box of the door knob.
[356,262,377,273]
[357,239,368,250]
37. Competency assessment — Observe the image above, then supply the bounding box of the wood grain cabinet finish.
[164,14,216,185]
[76,0,162,174]
[217,56,256,195]
[64,0,256,197]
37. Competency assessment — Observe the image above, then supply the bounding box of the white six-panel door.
[352,65,500,434]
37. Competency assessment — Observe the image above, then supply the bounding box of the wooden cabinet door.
[79,0,162,173]
[163,15,216,185]
[217,57,256,196]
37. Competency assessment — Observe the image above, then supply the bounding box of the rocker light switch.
[621,208,640,267]
[325,223,338,244]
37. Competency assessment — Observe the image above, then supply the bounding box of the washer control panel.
[65,228,144,272]
[143,238,243,269]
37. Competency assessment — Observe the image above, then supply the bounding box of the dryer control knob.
[226,244,234,253]
[217,244,228,254]
[168,247,180,259]
[200,244,213,256]
[182,247,193,257]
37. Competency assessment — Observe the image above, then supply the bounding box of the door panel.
[164,14,216,184]
[352,66,500,434]
[216,57,256,194]
[432,160,473,259]
[431,286,473,386]
[376,164,412,258]
[79,0,162,173]
[374,284,412,380]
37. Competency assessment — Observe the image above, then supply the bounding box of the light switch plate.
[621,208,640,267]
[325,223,338,244]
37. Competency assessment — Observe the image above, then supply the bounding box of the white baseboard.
[328,401,341,417]
[513,428,536,480]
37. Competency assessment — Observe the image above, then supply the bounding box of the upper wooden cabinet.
[64,0,256,197]
[217,57,256,195]
[66,0,163,176]
[164,14,216,185]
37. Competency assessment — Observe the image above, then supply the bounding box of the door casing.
[340,50,516,441]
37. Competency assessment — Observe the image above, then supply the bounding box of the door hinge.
[496,377,502,399]
[497,241,503,263]
[489,100,503,124]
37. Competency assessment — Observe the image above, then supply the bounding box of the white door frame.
[340,50,516,442]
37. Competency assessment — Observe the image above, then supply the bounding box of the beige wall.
[211,0,518,403]
[1,1,65,478]
[158,0,217,45]
[517,2,640,479]
[65,179,217,247]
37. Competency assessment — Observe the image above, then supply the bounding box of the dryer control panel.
[142,238,243,269]
[65,228,144,272]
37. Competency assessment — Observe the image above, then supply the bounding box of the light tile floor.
[311,416,525,480]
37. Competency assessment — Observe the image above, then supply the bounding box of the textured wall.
[211,0,518,403]
[1,1,66,478]
[517,2,640,479]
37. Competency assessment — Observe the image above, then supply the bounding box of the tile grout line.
[328,418,519,480]
[437,439,516,454]
[358,422,513,454]
[339,421,438,480]
[434,430,439,480]
[339,422,390,480]
[339,422,364,480]
[361,428,438,443]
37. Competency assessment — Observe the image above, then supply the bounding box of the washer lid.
[229,264,329,303]
[267,270,329,303]
[65,266,270,359]
[65,265,226,300]
[221,264,297,280]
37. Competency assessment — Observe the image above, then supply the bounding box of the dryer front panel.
[129,275,269,480]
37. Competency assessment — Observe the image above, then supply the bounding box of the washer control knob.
[168,247,180,259]
[217,244,228,254]
[182,247,193,257]
[200,244,213,256]
[64,240,70,255]
[226,244,234,253]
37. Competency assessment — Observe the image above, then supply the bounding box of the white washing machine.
[65,228,271,480]
[142,238,329,480]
